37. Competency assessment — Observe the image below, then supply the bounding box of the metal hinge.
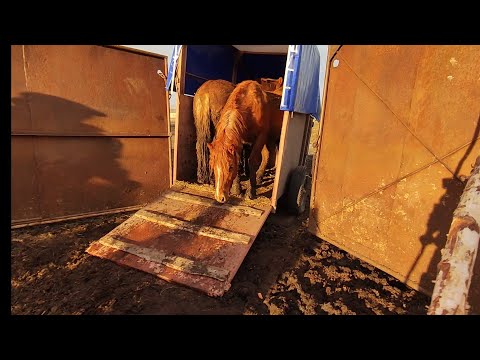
[157,69,166,81]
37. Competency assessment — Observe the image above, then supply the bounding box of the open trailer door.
[11,45,172,227]
[308,45,480,311]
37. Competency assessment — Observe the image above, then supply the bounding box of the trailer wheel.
[287,166,307,215]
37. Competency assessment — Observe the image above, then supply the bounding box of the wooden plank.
[174,94,196,182]
[428,156,480,315]
[98,235,230,281]
[177,45,187,95]
[163,190,264,217]
[271,111,309,209]
[174,46,197,183]
[135,209,252,245]
[161,54,173,188]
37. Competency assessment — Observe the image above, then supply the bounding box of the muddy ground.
[11,161,430,315]
[11,121,430,315]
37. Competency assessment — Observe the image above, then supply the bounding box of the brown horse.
[207,80,283,203]
[193,79,235,184]
[256,77,284,95]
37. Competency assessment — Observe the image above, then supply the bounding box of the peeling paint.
[428,157,480,315]
[449,57,458,66]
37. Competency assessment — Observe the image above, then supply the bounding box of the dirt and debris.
[11,175,429,314]
[11,121,430,315]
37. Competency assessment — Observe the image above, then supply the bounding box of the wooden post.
[428,156,480,315]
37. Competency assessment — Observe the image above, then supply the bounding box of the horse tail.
[193,93,213,184]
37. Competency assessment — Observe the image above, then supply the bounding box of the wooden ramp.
[86,183,272,297]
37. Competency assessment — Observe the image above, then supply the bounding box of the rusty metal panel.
[33,137,170,220]
[11,46,31,131]
[442,141,480,180]
[339,45,424,123]
[312,58,436,222]
[340,45,480,160]
[14,45,168,136]
[406,46,480,160]
[11,137,41,221]
[310,45,480,302]
[313,162,464,294]
[11,45,171,225]
[87,183,272,296]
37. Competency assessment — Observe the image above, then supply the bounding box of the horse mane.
[213,109,247,152]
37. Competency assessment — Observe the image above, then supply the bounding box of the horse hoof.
[247,190,256,200]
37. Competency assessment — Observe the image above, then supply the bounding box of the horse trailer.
[12,45,479,310]
[11,45,322,296]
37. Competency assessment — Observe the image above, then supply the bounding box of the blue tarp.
[280,45,321,120]
[165,45,182,91]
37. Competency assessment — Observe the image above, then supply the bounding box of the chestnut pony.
[194,78,281,185]
[256,77,284,96]
[193,79,235,184]
[207,80,283,203]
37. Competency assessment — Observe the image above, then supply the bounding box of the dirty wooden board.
[87,184,271,296]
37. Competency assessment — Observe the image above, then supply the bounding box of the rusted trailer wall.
[11,45,171,226]
[309,45,480,311]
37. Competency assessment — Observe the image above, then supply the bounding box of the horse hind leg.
[196,139,209,184]
[247,135,267,199]
[231,172,241,196]
[231,147,243,196]
[208,115,219,185]
[241,145,252,178]
[266,142,277,169]
[256,145,270,186]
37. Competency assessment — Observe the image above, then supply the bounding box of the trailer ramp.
[86,183,271,296]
